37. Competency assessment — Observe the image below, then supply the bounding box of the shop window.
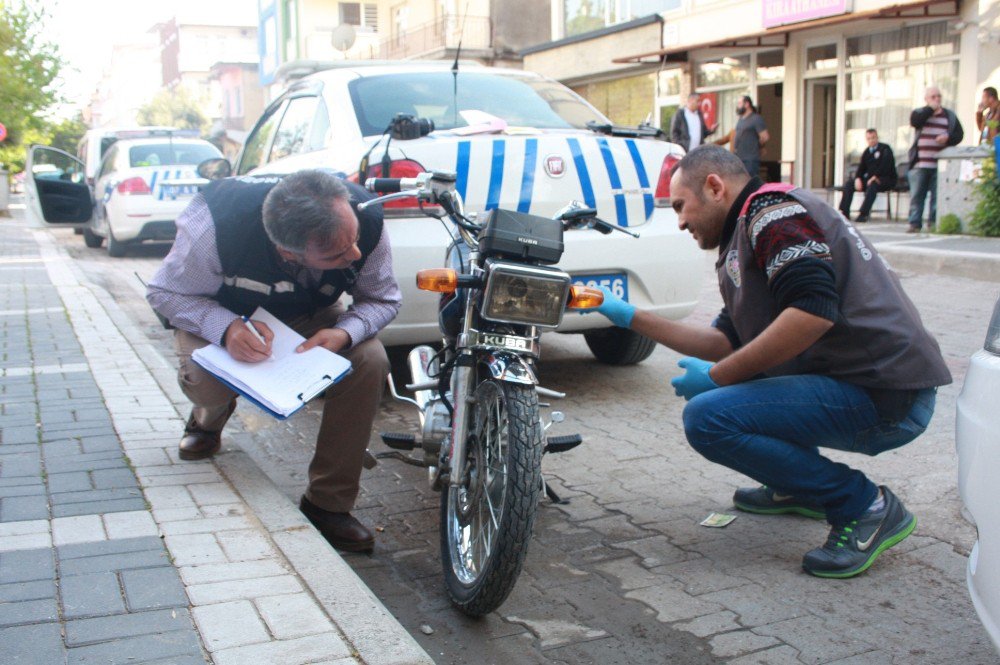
[844,60,959,166]
[806,44,837,71]
[756,50,784,83]
[696,55,750,88]
[846,22,958,69]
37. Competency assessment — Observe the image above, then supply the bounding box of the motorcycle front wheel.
[439,378,543,616]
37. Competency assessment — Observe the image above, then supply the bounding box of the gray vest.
[717,183,951,390]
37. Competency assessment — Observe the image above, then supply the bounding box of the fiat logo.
[544,155,565,178]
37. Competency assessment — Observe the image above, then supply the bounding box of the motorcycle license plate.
[572,273,629,302]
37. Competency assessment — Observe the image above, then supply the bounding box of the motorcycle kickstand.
[541,476,569,505]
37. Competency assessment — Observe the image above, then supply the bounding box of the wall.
[572,72,657,125]
[523,21,661,84]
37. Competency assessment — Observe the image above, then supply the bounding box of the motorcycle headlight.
[481,262,571,328]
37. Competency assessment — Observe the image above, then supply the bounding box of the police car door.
[24,145,94,228]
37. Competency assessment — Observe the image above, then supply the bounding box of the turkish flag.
[699,94,717,131]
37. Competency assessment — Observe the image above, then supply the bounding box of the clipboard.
[191,307,353,419]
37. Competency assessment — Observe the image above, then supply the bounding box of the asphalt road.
[59,228,999,665]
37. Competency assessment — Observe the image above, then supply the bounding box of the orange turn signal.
[566,285,604,310]
[416,268,458,293]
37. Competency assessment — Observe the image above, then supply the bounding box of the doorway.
[806,77,837,189]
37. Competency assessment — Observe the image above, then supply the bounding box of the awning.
[612,0,958,64]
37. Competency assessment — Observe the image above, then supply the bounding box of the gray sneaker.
[802,486,916,579]
[733,486,826,520]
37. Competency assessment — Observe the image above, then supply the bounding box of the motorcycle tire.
[584,327,656,365]
[439,378,543,616]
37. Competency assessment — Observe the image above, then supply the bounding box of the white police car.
[218,62,704,363]
[26,134,221,257]
[956,292,1000,653]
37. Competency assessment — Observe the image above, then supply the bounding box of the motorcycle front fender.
[483,352,537,386]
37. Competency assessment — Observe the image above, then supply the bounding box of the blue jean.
[907,167,937,229]
[682,375,936,526]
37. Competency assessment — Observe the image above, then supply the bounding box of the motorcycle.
[359,170,637,616]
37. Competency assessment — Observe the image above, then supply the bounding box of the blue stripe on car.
[567,138,595,208]
[486,139,505,211]
[626,139,654,220]
[455,141,471,202]
[149,170,160,200]
[597,138,628,227]
[517,138,537,213]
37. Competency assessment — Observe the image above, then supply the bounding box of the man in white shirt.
[671,94,717,153]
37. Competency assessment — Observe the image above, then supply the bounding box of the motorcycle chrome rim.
[447,380,508,586]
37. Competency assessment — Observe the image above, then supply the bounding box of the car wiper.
[585,120,666,140]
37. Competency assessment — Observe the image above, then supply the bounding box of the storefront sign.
[762,0,852,28]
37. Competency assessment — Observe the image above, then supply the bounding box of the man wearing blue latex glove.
[670,357,718,400]
[585,145,951,580]
[589,285,636,329]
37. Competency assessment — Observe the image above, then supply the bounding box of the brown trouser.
[174,305,389,513]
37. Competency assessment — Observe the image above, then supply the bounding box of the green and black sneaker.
[732,485,826,520]
[802,486,916,579]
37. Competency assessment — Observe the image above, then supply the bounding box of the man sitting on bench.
[838,129,897,223]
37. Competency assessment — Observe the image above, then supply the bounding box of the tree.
[48,114,88,154]
[137,88,209,136]
[0,1,64,169]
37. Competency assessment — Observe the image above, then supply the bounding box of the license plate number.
[572,273,628,302]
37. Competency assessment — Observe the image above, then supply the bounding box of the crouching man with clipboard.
[147,170,401,553]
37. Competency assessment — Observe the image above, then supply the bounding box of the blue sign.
[258,0,279,86]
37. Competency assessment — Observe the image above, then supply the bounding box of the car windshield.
[348,72,608,136]
[129,143,220,168]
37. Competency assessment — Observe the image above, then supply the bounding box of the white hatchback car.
[222,62,705,362]
[27,136,222,257]
[956,292,1000,653]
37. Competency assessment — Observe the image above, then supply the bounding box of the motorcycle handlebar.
[365,177,410,193]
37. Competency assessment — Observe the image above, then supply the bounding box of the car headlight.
[481,262,571,328]
[985,295,1000,355]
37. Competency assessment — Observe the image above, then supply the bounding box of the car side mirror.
[197,158,232,180]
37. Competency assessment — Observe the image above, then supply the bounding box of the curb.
[875,243,1000,283]
[33,229,434,665]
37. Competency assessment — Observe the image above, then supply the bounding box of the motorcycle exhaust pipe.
[406,345,438,415]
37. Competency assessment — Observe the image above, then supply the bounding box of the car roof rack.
[274,59,484,84]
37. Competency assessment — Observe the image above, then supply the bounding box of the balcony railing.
[379,16,492,60]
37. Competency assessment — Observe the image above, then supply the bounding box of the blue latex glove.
[580,286,636,328]
[670,357,719,401]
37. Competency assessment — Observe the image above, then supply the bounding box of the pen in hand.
[241,316,270,352]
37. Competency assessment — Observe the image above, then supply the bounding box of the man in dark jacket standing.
[583,146,950,579]
[838,129,897,222]
[907,86,964,233]
[671,93,717,153]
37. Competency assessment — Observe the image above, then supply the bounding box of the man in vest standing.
[584,146,950,578]
[147,170,401,553]
[907,85,964,233]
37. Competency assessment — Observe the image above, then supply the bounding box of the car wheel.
[82,227,103,248]
[106,229,128,257]
[584,327,657,365]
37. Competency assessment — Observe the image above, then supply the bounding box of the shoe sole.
[178,447,220,461]
[733,500,826,520]
[804,514,917,579]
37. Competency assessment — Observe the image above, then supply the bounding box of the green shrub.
[969,151,1000,237]
[935,213,962,235]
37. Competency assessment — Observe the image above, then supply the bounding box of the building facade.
[525,0,1000,187]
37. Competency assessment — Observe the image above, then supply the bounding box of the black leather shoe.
[178,428,222,460]
[299,496,375,553]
